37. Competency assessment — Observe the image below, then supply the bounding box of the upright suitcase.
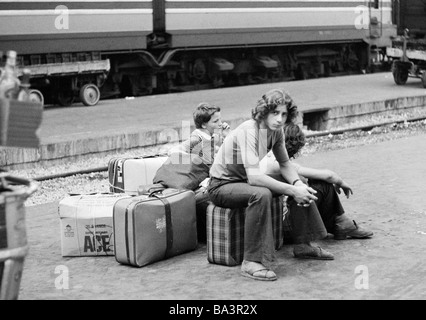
[108,156,168,195]
[113,189,198,267]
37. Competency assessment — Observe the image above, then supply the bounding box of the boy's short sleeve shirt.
[181,129,215,166]
[210,119,289,181]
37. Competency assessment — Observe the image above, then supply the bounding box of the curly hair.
[252,89,298,124]
[284,122,306,159]
[193,102,221,129]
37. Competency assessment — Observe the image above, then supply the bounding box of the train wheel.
[192,59,207,81]
[393,68,409,85]
[295,64,308,80]
[57,91,75,107]
[28,89,44,106]
[392,62,409,85]
[79,84,100,106]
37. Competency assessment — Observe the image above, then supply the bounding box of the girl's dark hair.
[284,122,306,158]
[252,89,298,123]
[193,102,221,129]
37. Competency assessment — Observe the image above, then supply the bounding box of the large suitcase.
[113,189,198,267]
[108,156,168,195]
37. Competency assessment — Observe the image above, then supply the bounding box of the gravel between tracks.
[5,116,426,207]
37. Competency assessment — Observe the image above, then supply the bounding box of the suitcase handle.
[138,183,166,196]
[0,174,39,199]
[147,188,181,198]
[67,192,113,197]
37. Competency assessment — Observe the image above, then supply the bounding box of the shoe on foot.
[241,260,277,281]
[334,220,373,240]
[293,244,334,260]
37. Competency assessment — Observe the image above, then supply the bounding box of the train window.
[372,0,379,9]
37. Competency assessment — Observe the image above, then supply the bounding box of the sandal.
[293,244,334,260]
[241,260,277,281]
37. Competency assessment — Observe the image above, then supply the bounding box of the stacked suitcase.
[108,156,168,195]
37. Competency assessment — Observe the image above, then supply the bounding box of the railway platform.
[19,132,426,300]
[2,72,426,168]
[5,72,426,301]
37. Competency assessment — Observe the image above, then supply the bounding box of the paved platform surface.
[2,72,426,167]
[40,72,426,142]
[18,132,426,300]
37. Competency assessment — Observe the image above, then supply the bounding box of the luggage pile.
[58,155,290,269]
[58,155,199,268]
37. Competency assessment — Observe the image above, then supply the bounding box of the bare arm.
[295,164,353,198]
[239,126,317,205]
[247,168,318,204]
[279,160,303,186]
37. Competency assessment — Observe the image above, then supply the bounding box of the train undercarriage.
[21,41,390,105]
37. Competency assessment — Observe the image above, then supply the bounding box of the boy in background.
[154,103,230,242]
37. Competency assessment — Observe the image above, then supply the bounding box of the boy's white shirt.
[194,128,212,141]
[190,129,213,189]
[260,151,302,175]
[170,129,224,189]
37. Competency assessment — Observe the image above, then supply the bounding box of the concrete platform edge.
[2,95,426,167]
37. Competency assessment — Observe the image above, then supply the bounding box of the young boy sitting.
[153,102,230,242]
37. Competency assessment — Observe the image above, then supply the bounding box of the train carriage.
[0,0,154,105]
[155,0,396,90]
[165,0,394,48]
[0,0,153,54]
[0,0,397,106]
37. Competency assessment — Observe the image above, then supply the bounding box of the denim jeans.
[308,179,345,233]
[286,198,328,244]
[259,169,328,244]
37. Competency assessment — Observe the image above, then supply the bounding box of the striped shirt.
[181,129,217,166]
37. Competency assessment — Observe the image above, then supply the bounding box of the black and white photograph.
[1,0,426,304]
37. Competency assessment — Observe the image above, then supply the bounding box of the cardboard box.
[59,193,131,257]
